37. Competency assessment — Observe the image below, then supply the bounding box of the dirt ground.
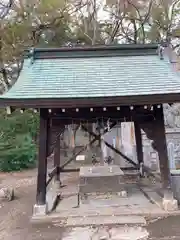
[0,168,65,240]
[0,168,180,240]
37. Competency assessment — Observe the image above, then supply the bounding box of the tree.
[0,0,13,92]
[104,0,180,48]
[0,109,39,171]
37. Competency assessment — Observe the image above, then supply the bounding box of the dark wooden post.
[54,133,61,183]
[140,107,177,210]
[154,106,172,198]
[134,121,144,177]
[36,108,49,205]
[134,121,143,165]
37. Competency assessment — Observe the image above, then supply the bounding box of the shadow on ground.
[147,215,180,239]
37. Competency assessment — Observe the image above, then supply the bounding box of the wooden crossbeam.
[60,122,117,169]
[104,141,137,167]
[81,125,138,167]
[60,137,97,169]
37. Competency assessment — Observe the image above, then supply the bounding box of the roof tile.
[1,53,180,100]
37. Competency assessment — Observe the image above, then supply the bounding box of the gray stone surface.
[62,227,95,240]
[162,198,178,211]
[171,172,180,203]
[33,204,47,216]
[141,127,180,171]
[79,165,125,195]
[62,226,149,240]
[54,184,164,222]
[79,165,124,177]
[109,227,149,240]
[46,186,59,213]
[65,215,146,227]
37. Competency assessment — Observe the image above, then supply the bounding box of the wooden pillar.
[140,107,178,210]
[134,121,143,165]
[54,133,61,183]
[154,106,172,198]
[36,108,49,205]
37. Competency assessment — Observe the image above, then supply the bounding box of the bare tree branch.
[0,0,13,19]
[0,0,14,91]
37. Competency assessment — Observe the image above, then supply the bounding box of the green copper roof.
[1,44,180,104]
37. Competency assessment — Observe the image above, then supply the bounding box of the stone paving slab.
[62,226,149,240]
[63,215,146,227]
[56,186,156,213]
[139,186,163,208]
[31,205,167,226]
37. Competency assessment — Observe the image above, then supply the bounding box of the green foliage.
[0,134,37,172]
[0,109,39,172]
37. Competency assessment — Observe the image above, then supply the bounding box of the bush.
[0,134,37,172]
[0,109,39,172]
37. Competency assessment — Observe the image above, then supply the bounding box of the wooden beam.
[48,167,57,179]
[60,168,80,173]
[46,176,54,187]
[154,106,171,195]
[54,133,61,182]
[36,108,49,205]
[51,106,155,124]
[60,136,98,169]
[3,93,180,108]
[134,121,144,165]
[81,125,138,167]
[104,141,137,167]
[60,122,117,169]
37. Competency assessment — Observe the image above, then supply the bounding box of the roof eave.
[0,93,180,108]
[24,43,159,59]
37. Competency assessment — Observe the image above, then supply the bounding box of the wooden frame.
[1,93,180,108]
[36,104,168,204]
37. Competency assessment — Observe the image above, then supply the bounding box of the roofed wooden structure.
[1,44,180,214]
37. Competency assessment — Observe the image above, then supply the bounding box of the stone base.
[53,180,61,190]
[162,198,178,211]
[33,204,47,216]
[79,165,125,197]
[117,190,128,198]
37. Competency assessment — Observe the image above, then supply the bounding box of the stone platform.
[31,173,180,227]
[79,165,125,196]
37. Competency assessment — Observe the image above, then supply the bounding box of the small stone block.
[0,188,14,201]
[162,198,178,211]
[33,204,47,216]
[54,180,61,190]
[117,191,127,198]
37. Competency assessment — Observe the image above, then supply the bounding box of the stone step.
[52,215,146,228]
[62,226,149,240]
